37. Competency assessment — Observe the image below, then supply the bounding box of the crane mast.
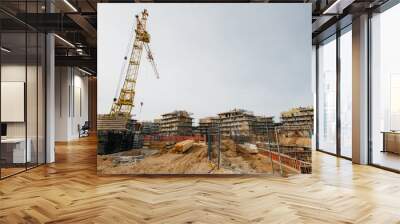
[110,9,158,118]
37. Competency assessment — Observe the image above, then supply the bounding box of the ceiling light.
[323,0,342,14]
[76,48,86,56]
[78,67,93,76]
[1,47,11,53]
[63,0,78,12]
[323,0,354,15]
[54,34,75,48]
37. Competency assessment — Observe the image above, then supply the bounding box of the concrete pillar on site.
[352,14,369,164]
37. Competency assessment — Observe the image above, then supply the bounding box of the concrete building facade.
[160,111,193,136]
[217,109,274,137]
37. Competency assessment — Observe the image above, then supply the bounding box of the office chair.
[79,121,90,138]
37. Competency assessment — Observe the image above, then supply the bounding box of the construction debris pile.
[97,138,296,175]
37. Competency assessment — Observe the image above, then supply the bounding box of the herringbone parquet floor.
[1,136,400,223]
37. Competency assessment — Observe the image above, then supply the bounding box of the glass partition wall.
[339,27,352,159]
[0,4,46,179]
[316,0,400,171]
[370,3,400,171]
[317,35,337,155]
[316,26,353,159]
[0,31,27,177]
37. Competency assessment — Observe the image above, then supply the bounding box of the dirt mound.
[97,139,296,175]
[279,136,311,148]
[129,144,211,174]
[98,145,211,174]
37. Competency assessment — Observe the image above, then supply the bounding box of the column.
[352,14,369,164]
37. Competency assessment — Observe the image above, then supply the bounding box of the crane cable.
[114,23,136,101]
[144,43,160,79]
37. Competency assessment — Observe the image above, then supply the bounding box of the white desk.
[1,138,31,163]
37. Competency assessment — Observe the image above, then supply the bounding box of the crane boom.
[110,9,158,117]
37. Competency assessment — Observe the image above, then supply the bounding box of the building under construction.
[140,120,160,135]
[217,109,274,137]
[270,106,314,173]
[254,116,274,135]
[160,110,193,136]
[198,116,220,135]
[280,106,314,132]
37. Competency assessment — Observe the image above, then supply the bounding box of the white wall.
[55,66,69,141]
[55,67,89,141]
[71,72,89,138]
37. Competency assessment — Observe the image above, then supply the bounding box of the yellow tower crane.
[110,9,159,118]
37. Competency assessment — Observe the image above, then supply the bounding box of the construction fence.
[259,150,312,174]
[143,135,205,142]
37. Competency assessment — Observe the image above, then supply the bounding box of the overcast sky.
[98,4,312,124]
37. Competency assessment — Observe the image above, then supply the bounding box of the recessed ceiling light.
[63,0,78,12]
[78,67,93,76]
[54,34,75,48]
[1,47,11,53]
[322,0,353,15]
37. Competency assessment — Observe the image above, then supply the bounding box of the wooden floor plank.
[0,136,399,223]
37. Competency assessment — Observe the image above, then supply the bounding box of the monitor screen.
[1,123,7,137]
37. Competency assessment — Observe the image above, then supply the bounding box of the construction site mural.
[97,4,313,176]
